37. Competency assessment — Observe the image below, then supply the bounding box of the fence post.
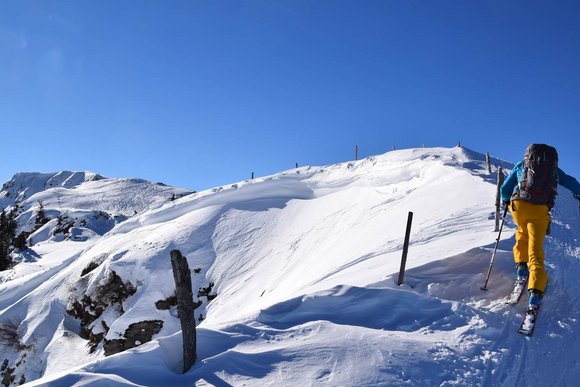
[355,145,358,161]
[396,212,414,286]
[495,167,505,232]
[486,153,492,174]
[170,250,197,373]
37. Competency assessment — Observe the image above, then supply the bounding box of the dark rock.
[66,270,137,350]
[198,282,217,301]
[155,295,177,310]
[1,363,14,387]
[95,271,137,307]
[103,320,163,356]
[80,261,100,277]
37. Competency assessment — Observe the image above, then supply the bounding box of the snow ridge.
[1,147,579,386]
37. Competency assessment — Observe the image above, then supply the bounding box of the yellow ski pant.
[509,200,550,292]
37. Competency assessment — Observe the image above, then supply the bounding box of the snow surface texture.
[1,147,579,386]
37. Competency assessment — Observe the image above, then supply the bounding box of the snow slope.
[1,147,579,386]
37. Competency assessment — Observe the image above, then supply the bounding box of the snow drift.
[1,147,579,386]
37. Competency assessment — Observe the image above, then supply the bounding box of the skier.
[501,144,580,314]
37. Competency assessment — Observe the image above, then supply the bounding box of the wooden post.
[355,145,358,161]
[396,212,414,286]
[486,153,492,174]
[251,172,254,180]
[170,250,197,373]
[495,167,505,232]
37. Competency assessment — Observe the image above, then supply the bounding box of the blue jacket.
[500,161,580,203]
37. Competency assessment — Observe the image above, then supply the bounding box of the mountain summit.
[1,171,105,202]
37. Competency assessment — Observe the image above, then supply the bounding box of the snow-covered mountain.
[1,147,579,386]
[0,171,193,246]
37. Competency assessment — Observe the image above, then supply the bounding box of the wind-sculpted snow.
[111,176,315,235]
[2,147,580,386]
[257,284,463,332]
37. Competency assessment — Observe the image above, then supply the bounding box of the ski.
[518,306,539,336]
[504,277,528,304]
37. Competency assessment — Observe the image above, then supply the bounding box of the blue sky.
[1,1,579,192]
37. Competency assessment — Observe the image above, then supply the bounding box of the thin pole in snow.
[396,212,414,286]
[495,167,505,232]
[481,204,509,291]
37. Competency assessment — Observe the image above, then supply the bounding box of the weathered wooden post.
[170,250,197,373]
[486,153,492,174]
[396,212,414,286]
[495,167,505,232]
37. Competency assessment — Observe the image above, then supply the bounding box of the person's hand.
[502,200,511,207]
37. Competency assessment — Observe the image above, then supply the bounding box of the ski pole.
[481,203,509,291]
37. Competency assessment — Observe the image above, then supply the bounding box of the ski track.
[479,198,580,387]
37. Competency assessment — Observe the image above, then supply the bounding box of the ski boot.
[519,289,543,335]
[508,263,529,303]
[528,289,543,310]
[516,262,529,283]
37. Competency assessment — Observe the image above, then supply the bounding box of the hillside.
[1,147,579,386]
